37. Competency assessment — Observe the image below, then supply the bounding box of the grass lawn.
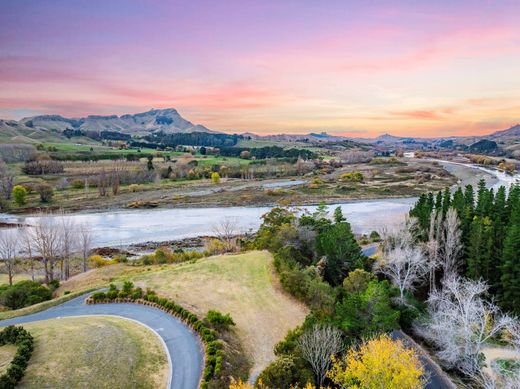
[0,344,17,375]
[14,316,168,389]
[125,250,309,378]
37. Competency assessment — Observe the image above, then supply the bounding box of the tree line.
[410,180,520,313]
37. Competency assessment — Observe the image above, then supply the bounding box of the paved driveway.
[0,293,204,389]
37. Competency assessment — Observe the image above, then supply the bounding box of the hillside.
[0,120,68,144]
[58,251,309,379]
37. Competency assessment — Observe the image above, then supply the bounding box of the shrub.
[47,279,60,291]
[91,292,106,302]
[131,288,143,300]
[128,184,142,192]
[0,281,52,310]
[340,171,364,182]
[122,281,134,294]
[211,172,220,184]
[205,239,227,255]
[205,310,235,330]
[12,186,27,206]
[71,179,85,189]
[256,355,314,388]
[36,184,54,203]
[89,255,115,268]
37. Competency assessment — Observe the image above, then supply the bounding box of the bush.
[91,292,106,302]
[205,310,235,330]
[89,255,115,268]
[71,179,85,189]
[0,326,34,388]
[47,279,60,291]
[128,184,142,192]
[256,355,314,388]
[36,184,54,203]
[12,186,27,206]
[211,172,220,184]
[0,281,52,310]
[340,172,364,182]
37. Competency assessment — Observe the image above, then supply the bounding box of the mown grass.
[15,316,168,389]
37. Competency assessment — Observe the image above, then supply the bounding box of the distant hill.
[19,108,216,136]
[0,119,68,144]
[488,124,520,141]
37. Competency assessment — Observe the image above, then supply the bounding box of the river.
[0,162,516,248]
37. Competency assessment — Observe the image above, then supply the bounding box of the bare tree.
[298,324,344,386]
[426,210,442,292]
[97,170,108,197]
[58,215,76,280]
[78,223,93,272]
[415,277,513,377]
[213,217,240,252]
[30,214,62,283]
[377,244,429,303]
[377,218,429,303]
[20,228,36,281]
[0,160,14,201]
[0,229,18,285]
[440,208,463,280]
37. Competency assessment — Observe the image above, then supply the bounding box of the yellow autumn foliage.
[229,379,319,389]
[327,334,427,389]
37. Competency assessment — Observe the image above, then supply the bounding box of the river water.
[0,162,516,248]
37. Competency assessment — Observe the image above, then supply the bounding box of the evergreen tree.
[466,216,494,280]
[441,187,451,217]
[501,202,520,313]
[316,221,364,286]
[334,206,346,223]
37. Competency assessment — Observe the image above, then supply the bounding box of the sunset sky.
[1,0,519,137]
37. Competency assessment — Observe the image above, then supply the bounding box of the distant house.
[403,152,415,158]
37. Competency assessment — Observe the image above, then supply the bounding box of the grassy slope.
[14,316,168,389]
[125,250,309,378]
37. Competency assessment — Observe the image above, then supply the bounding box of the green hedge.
[0,326,34,389]
[87,284,224,388]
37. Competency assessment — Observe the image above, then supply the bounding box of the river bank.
[0,160,516,248]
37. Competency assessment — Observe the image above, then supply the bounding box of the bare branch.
[298,324,344,386]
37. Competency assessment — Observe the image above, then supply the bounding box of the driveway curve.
[0,292,204,389]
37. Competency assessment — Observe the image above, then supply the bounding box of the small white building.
[403,151,415,158]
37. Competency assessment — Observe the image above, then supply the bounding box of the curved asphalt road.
[0,292,203,389]
[391,330,454,389]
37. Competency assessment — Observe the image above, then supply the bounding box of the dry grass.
[0,344,17,375]
[126,250,309,378]
[0,274,32,286]
[55,263,145,296]
[15,316,168,389]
